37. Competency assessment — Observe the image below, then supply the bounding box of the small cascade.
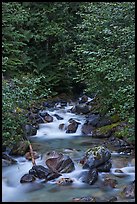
[33,104,86,139]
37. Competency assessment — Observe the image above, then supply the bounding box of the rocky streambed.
[2,95,135,202]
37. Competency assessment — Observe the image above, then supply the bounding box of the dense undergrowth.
[2,2,135,147]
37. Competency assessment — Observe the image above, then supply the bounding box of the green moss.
[110,114,120,123]
[114,130,125,139]
[86,146,106,159]
[96,122,121,135]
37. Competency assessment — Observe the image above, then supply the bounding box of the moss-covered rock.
[110,114,120,123]
[92,122,121,138]
[81,146,111,169]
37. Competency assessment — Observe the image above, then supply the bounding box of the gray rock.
[66,119,80,133]
[85,114,100,127]
[81,123,94,135]
[79,168,98,185]
[97,161,112,172]
[82,146,111,169]
[45,151,75,173]
[2,153,17,164]
[71,104,90,114]
[29,165,51,179]
[20,173,36,183]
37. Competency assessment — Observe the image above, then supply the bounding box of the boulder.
[71,104,90,114]
[20,173,36,183]
[46,172,62,181]
[81,123,94,135]
[79,168,98,185]
[97,161,112,172]
[85,114,100,127]
[92,122,120,138]
[96,116,112,128]
[29,165,51,179]
[66,119,80,133]
[81,146,111,169]
[24,124,37,136]
[45,151,75,173]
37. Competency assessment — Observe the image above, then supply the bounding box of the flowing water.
[2,104,135,202]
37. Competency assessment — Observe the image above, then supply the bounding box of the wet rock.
[120,180,135,199]
[9,141,29,156]
[96,116,112,128]
[107,136,133,153]
[81,123,94,135]
[44,113,53,123]
[82,146,111,169]
[103,177,118,188]
[20,173,36,183]
[56,177,73,186]
[24,124,37,136]
[115,169,124,173]
[72,196,96,202]
[54,114,63,120]
[46,172,62,181]
[97,161,112,172]
[79,95,88,104]
[60,100,67,107]
[71,104,90,114]
[45,151,75,173]
[29,165,51,179]
[2,152,17,164]
[85,114,100,127]
[66,119,80,133]
[79,168,98,185]
[92,122,120,138]
[59,123,65,130]
[25,151,39,161]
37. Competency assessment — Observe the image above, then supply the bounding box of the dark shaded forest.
[2,2,135,147]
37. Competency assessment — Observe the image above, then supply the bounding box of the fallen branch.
[27,140,36,166]
[23,133,36,166]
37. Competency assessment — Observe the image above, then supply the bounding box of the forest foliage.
[2,2,135,146]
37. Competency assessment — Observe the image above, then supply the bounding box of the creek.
[2,103,135,202]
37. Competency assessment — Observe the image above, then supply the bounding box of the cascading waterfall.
[34,104,86,139]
